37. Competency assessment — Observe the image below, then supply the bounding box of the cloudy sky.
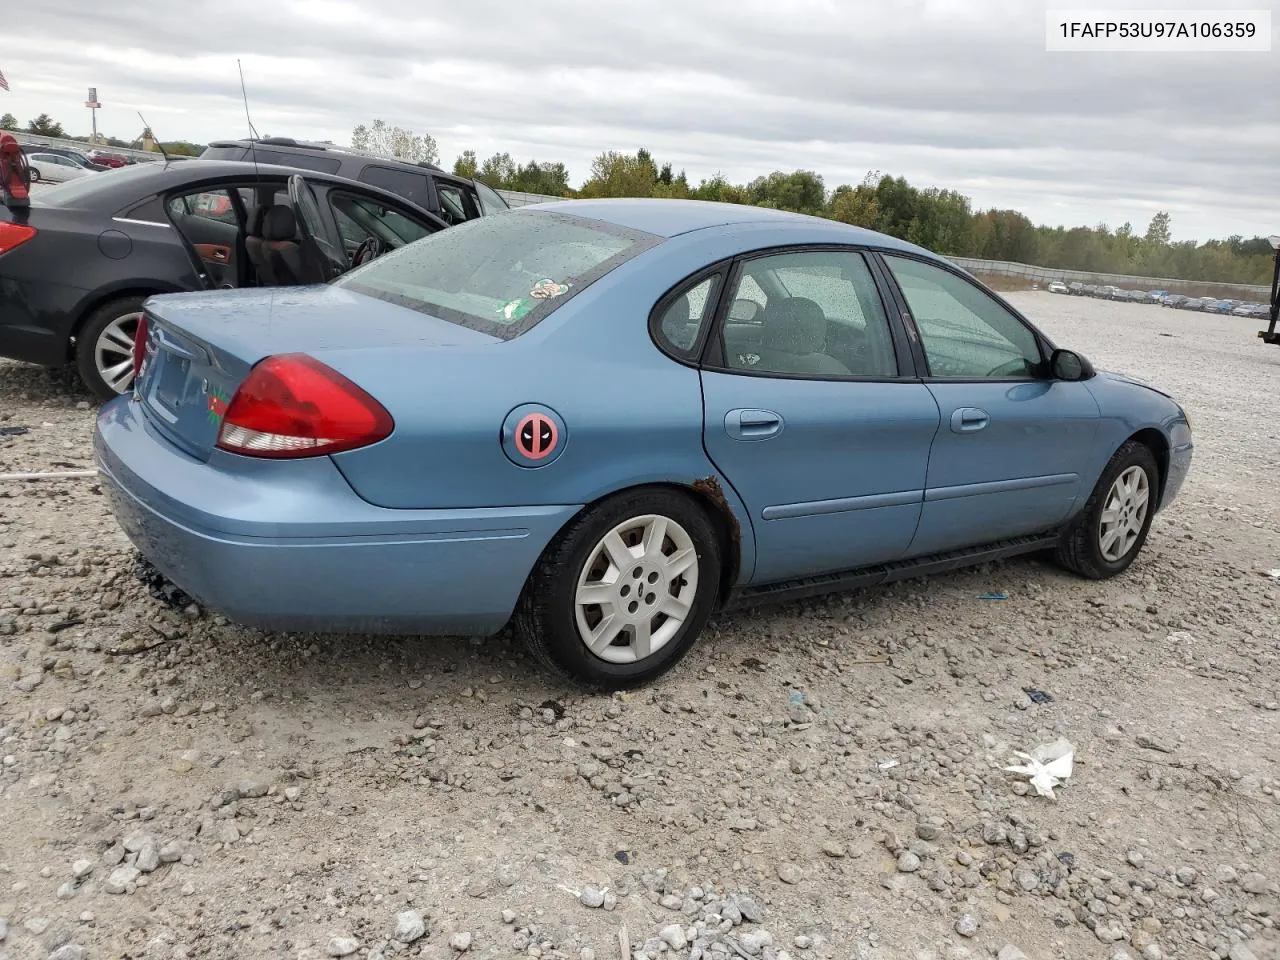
[3,0,1277,242]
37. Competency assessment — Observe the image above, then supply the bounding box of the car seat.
[750,298,850,375]
[262,206,306,286]
[244,206,275,285]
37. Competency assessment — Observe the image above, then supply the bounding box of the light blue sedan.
[94,198,1193,688]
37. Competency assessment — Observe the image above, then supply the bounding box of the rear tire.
[1054,440,1159,580]
[515,488,722,689]
[28,167,40,182]
[75,296,150,400]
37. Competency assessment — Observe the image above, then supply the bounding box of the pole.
[1267,248,1279,339]
[91,106,97,144]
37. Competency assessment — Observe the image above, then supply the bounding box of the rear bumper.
[93,397,580,636]
[0,277,84,366]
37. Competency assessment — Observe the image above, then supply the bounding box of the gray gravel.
[1,293,1278,959]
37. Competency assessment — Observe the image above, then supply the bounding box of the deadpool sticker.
[501,404,568,468]
[514,412,557,460]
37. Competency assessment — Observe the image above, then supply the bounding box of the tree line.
[3,109,1268,285]
[452,145,1274,286]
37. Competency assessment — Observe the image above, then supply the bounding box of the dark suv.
[198,137,509,225]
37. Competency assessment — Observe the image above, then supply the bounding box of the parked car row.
[16,142,160,184]
[22,149,104,183]
[1159,295,1270,317]
[0,135,515,398]
[1053,282,1164,302]
[1047,279,1267,316]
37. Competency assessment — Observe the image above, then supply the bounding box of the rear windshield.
[33,163,157,207]
[335,209,661,339]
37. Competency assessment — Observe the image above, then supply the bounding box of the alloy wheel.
[573,514,699,665]
[1098,465,1150,562]
[94,311,142,395]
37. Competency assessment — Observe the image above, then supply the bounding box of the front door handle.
[725,408,783,441]
[950,407,990,433]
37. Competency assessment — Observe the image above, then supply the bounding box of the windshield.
[335,209,660,339]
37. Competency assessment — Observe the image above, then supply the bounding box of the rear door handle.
[950,407,989,433]
[725,408,783,441]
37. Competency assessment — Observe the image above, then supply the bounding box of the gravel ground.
[0,292,1277,960]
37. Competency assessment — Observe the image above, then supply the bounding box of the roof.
[50,158,346,198]
[205,137,447,173]
[32,159,440,223]
[524,197,918,250]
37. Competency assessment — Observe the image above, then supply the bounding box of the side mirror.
[1050,348,1094,381]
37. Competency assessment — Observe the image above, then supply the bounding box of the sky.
[2,0,1277,243]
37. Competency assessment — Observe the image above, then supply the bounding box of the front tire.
[515,488,722,689]
[75,296,149,400]
[1054,440,1159,579]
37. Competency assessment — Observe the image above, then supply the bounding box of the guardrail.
[948,256,1270,300]
[1,129,165,163]
[496,189,563,208]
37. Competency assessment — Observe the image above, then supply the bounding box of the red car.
[87,151,129,168]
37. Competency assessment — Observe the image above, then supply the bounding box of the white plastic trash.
[1004,738,1075,799]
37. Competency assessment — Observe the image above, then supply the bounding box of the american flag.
[0,69,8,92]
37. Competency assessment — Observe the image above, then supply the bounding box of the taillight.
[0,222,35,254]
[131,313,149,383]
[215,354,393,458]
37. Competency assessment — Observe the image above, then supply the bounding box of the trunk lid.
[135,285,500,461]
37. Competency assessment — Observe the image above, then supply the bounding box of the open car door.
[288,174,348,282]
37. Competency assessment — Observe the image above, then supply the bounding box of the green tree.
[972,209,1038,262]
[351,119,438,164]
[509,160,571,196]
[689,174,746,204]
[826,176,879,228]
[159,141,202,157]
[478,152,517,188]
[745,170,826,215]
[1144,211,1172,246]
[578,150,660,198]
[27,114,65,138]
[653,169,691,199]
[872,175,919,237]
[453,150,478,178]
[0,113,16,131]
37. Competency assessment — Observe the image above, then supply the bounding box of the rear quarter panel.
[321,236,719,499]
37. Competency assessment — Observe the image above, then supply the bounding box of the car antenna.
[136,111,171,164]
[237,59,262,177]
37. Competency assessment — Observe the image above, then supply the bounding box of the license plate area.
[153,354,192,416]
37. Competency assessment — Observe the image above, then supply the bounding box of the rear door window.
[435,181,478,225]
[167,189,239,225]
[327,191,433,257]
[473,179,510,215]
[357,165,432,209]
[335,209,661,339]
